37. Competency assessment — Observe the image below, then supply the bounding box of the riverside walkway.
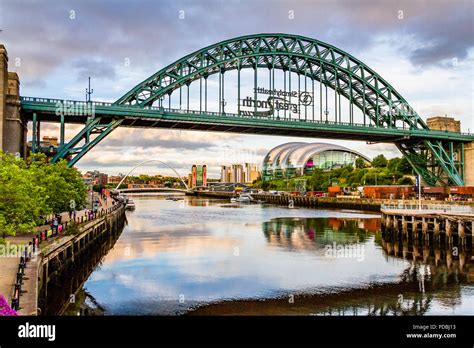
[0,193,116,315]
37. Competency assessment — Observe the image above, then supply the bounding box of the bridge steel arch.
[114,33,464,186]
[116,33,425,130]
[23,34,470,186]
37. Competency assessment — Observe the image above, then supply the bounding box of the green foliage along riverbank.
[0,152,87,237]
[257,154,414,192]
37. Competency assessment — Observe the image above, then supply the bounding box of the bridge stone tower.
[426,116,473,186]
[464,142,474,186]
[0,44,26,157]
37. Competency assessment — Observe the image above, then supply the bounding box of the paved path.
[0,236,31,305]
[18,251,39,315]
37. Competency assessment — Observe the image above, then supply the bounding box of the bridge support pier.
[464,142,474,186]
[0,45,26,158]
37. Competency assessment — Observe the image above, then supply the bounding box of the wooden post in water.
[412,218,419,241]
[413,240,421,260]
[422,217,428,245]
[458,221,465,247]
[435,248,442,267]
[446,244,453,268]
[386,215,391,229]
[446,219,452,245]
[422,217,428,234]
[402,215,407,233]
[433,218,440,235]
[423,243,430,263]
[472,221,474,248]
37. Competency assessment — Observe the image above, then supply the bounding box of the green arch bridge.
[3,34,473,186]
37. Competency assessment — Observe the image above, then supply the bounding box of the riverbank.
[38,203,126,315]
[191,191,473,212]
[0,198,124,315]
[0,194,115,304]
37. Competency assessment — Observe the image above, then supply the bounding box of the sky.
[1,0,473,178]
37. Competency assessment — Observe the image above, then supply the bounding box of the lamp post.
[86,77,93,102]
[221,99,227,115]
[89,172,98,211]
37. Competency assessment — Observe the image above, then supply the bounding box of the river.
[64,194,474,316]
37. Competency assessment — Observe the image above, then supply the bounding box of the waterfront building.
[244,163,259,183]
[262,142,371,180]
[363,185,415,199]
[107,175,124,185]
[221,163,260,184]
[190,164,207,188]
[231,164,244,183]
[220,166,231,183]
[82,170,108,186]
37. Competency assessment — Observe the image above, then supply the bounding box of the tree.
[261,181,270,190]
[355,157,367,169]
[387,157,401,172]
[397,177,414,185]
[396,156,413,174]
[30,159,87,214]
[372,154,388,168]
[0,153,48,237]
[0,152,87,237]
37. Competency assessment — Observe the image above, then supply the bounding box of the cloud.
[72,58,117,81]
[3,0,472,84]
[403,5,474,67]
[100,128,237,150]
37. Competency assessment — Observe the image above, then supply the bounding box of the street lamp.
[89,172,98,211]
[85,77,93,102]
[221,99,227,115]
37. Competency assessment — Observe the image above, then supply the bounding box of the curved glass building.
[262,142,371,180]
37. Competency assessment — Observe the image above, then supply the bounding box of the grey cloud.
[22,78,47,89]
[102,137,216,150]
[1,0,471,93]
[403,4,473,66]
[72,58,116,81]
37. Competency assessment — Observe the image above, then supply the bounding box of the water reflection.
[67,196,473,316]
[262,218,378,250]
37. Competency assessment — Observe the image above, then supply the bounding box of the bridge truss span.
[116,34,425,131]
[19,33,474,186]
